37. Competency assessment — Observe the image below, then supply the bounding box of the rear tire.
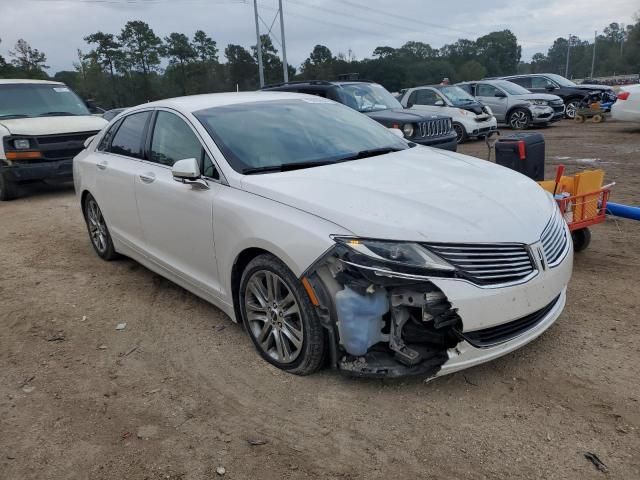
[592,114,603,123]
[565,99,580,119]
[239,254,325,375]
[82,193,118,260]
[0,172,18,201]
[572,228,591,252]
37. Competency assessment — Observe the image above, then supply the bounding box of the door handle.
[96,160,108,170]
[139,172,156,184]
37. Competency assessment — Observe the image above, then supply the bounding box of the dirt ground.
[1,120,639,480]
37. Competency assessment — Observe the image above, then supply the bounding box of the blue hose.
[607,202,640,221]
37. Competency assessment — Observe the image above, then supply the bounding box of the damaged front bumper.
[303,237,572,379]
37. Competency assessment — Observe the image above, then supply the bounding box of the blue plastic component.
[335,287,389,356]
[607,202,640,221]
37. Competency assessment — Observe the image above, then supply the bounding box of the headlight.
[13,139,31,150]
[530,100,548,106]
[402,124,414,137]
[333,237,455,272]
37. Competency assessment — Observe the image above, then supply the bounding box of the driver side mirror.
[435,100,445,106]
[494,91,507,98]
[172,158,209,189]
[545,85,556,92]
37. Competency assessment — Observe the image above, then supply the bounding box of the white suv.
[74,92,572,378]
[397,85,497,143]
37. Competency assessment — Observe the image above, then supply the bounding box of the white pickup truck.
[0,79,107,200]
[396,84,497,143]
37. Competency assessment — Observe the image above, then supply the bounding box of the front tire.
[508,108,530,130]
[0,172,18,201]
[452,122,467,143]
[239,254,325,375]
[83,193,118,260]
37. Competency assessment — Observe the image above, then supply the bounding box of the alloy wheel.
[453,124,465,143]
[244,270,304,364]
[509,110,529,129]
[565,101,578,119]
[86,198,108,254]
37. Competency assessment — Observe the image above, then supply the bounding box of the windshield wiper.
[39,111,78,117]
[0,114,30,119]
[337,146,404,161]
[242,160,337,175]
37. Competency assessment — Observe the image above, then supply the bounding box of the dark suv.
[261,80,457,151]
[494,74,616,119]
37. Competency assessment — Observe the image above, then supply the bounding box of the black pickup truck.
[262,80,457,151]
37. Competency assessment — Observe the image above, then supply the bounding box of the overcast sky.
[0,0,637,74]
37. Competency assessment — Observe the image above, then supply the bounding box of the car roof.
[132,91,331,113]
[0,79,65,86]
[263,80,376,89]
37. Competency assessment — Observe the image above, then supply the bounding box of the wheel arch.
[80,189,92,212]
[229,245,305,325]
[506,105,531,122]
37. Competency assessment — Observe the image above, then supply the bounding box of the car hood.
[365,108,450,124]
[0,115,107,136]
[456,101,486,115]
[575,84,612,91]
[240,147,555,244]
[512,93,562,102]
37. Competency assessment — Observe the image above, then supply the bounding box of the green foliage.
[2,16,638,109]
[193,30,219,63]
[9,39,49,79]
[225,44,257,91]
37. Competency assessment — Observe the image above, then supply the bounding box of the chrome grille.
[425,243,535,285]
[418,119,451,138]
[540,210,569,267]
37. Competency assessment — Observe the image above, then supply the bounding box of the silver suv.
[457,80,565,129]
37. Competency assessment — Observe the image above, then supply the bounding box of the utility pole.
[565,34,572,78]
[278,0,288,83]
[590,31,597,79]
[253,0,264,88]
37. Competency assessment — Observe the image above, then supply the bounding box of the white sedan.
[612,84,640,122]
[74,92,572,378]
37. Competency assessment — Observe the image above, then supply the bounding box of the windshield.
[437,86,476,105]
[0,83,90,119]
[495,80,531,95]
[336,83,402,112]
[545,74,576,87]
[195,99,409,174]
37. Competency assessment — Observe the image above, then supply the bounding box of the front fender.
[212,186,352,301]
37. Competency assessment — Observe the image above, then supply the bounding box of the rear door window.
[510,77,532,88]
[109,111,151,159]
[531,77,555,89]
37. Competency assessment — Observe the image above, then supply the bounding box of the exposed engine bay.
[304,243,464,378]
